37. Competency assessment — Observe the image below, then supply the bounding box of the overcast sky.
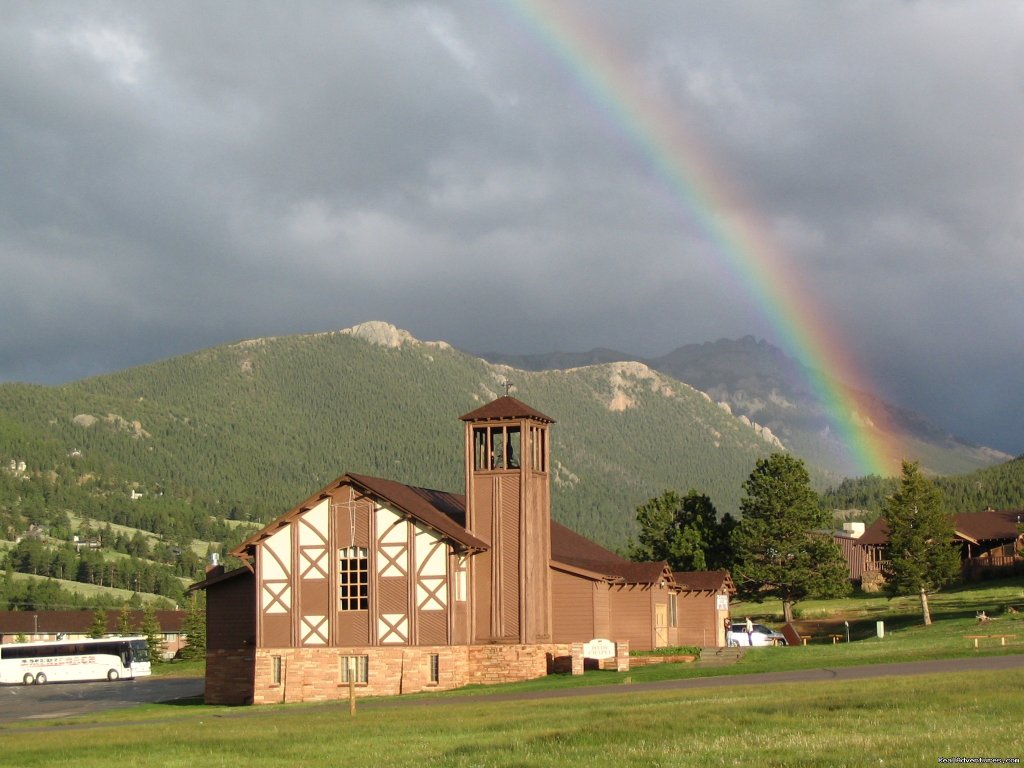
[1,1,1022,455]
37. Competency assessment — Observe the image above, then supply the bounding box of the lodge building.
[195,396,731,705]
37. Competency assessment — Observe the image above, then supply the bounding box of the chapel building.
[195,396,728,705]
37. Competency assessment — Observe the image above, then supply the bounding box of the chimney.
[205,552,223,576]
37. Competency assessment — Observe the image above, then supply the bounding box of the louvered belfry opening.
[461,397,554,645]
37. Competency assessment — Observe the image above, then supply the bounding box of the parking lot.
[0,677,204,723]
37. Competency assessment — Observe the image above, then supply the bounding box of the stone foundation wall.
[247,643,575,705]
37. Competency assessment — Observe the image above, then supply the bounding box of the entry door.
[654,604,668,648]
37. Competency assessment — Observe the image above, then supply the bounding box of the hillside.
[0,323,795,550]
[479,336,1010,478]
[824,456,1024,519]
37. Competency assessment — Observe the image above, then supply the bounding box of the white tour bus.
[0,636,151,685]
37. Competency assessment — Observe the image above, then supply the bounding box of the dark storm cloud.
[1,1,1021,453]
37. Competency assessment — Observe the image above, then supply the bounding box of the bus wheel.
[35,672,47,685]
[23,673,34,685]
[107,669,120,681]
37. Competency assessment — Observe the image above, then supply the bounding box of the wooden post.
[348,660,356,716]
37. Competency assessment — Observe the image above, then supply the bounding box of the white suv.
[727,623,787,647]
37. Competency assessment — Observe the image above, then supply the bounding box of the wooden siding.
[834,535,865,581]
[676,591,727,647]
[609,584,655,651]
[208,571,256,651]
[551,568,596,643]
[593,583,611,638]
[499,473,521,640]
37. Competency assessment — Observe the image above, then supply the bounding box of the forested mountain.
[0,322,797,553]
[824,457,1024,520]
[479,336,1010,478]
[2,321,1019,569]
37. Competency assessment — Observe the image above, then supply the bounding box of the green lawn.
[2,669,1021,767]
[736,576,1024,626]
[4,577,1024,767]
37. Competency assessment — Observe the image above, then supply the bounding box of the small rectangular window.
[340,655,368,684]
[473,427,489,471]
[530,426,546,472]
[668,594,678,628]
[271,656,282,685]
[429,653,439,684]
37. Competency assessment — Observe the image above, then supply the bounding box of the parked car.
[727,623,787,647]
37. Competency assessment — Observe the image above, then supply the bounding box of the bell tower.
[461,396,553,644]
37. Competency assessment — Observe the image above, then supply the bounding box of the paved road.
[0,676,204,723]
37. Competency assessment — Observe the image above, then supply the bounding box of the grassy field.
[1,668,1021,767]
[3,578,1023,766]
[4,571,171,606]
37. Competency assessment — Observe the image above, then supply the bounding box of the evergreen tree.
[117,603,134,636]
[179,592,206,660]
[882,460,960,625]
[140,605,166,662]
[628,489,735,571]
[732,453,850,622]
[88,607,108,638]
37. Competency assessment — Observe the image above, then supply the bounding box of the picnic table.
[963,634,1015,649]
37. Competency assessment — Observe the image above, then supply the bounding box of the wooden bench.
[829,634,843,644]
[964,634,1015,649]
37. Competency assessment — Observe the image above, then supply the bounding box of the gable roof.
[460,396,555,424]
[345,473,487,551]
[232,473,488,559]
[673,570,736,594]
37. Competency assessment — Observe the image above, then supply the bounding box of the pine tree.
[140,605,166,662]
[882,460,960,625]
[88,607,108,638]
[732,453,850,622]
[117,603,134,636]
[179,592,206,660]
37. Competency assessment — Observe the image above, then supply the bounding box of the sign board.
[716,594,729,612]
[582,638,616,660]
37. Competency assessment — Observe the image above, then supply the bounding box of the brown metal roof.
[188,565,251,592]
[550,521,668,584]
[460,396,555,424]
[345,474,488,552]
[673,570,736,594]
[857,508,1023,547]
[858,518,889,546]
[955,509,1024,542]
[232,474,488,558]
[0,610,185,635]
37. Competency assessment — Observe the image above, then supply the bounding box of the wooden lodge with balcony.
[858,508,1024,590]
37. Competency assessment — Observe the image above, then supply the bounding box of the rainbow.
[501,0,900,477]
